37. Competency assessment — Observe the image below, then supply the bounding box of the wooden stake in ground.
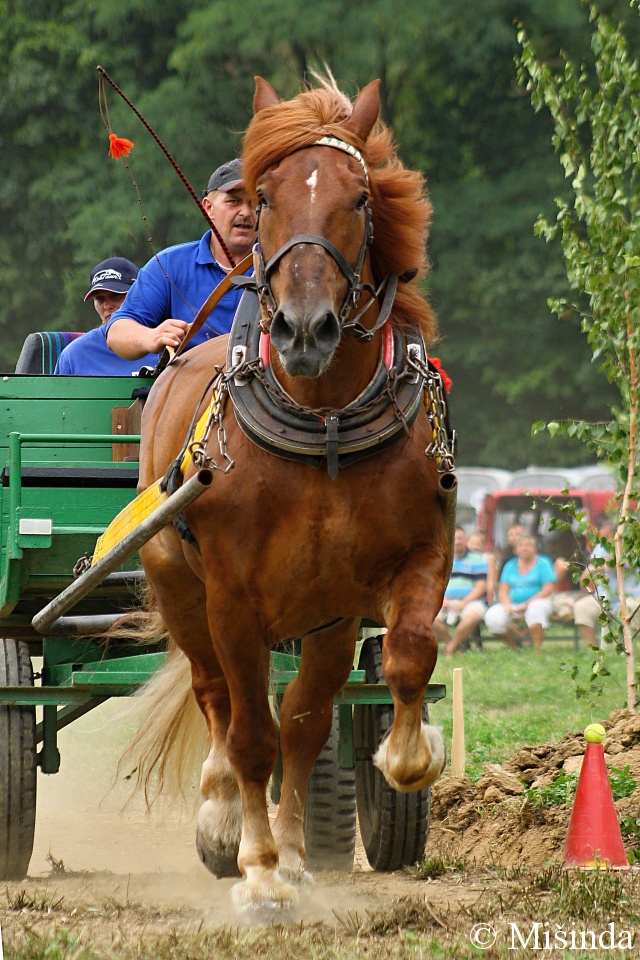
[451,667,466,777]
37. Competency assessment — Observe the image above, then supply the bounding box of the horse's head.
[250,78,381,379]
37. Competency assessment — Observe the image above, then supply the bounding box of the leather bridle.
[234,137,408,344]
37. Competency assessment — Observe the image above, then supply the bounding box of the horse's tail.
[110,593,208,808]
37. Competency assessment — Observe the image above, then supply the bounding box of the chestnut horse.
[129,76,452,912]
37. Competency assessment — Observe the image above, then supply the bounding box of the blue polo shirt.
[445,550,488,601]
[105,231,252,349]
[54,326,158,376]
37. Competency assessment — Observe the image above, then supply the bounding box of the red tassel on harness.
[108,133,134,160]
[431,356,452,392]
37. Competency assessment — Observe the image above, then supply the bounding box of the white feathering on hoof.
[197,793,242,852]
[373,723,446,793]
[278,864,314,887]
[231,870,299,914]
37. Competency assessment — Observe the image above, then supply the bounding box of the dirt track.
[3,703,640,957]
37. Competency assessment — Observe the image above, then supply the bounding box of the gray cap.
[203,158,243,197]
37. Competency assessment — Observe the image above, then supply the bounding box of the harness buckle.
[231,345,249,385]
[407,343,421,383]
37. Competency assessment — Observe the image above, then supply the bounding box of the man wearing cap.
[54,258,158,376]
[105,159,256,360]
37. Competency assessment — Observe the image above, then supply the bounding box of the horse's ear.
[253,77,280,114]
[342,79,381,142]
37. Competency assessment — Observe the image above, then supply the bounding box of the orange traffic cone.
[563,723,628,869]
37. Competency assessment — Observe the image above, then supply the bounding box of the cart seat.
[15,331,83,374]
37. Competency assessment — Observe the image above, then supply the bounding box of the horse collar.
[226,291,441,480]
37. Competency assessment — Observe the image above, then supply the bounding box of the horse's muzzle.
[270,306,341,378]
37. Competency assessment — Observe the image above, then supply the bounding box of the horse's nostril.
[311,312,340,351]
[271,310,296,346]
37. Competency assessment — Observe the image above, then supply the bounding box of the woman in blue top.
[484,534,556,652]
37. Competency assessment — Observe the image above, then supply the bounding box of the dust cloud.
[28,699,375,926]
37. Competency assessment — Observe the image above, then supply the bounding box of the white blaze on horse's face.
[306,168,318,205]
[259,147,370,379]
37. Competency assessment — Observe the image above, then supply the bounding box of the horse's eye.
[257,191,269,208]
[355,193,369,211]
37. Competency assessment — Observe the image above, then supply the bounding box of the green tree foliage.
[0,0,245,350]
[0,0,632,467]
[518,3,640,709]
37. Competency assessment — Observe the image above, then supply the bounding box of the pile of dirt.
[428,709,640,867]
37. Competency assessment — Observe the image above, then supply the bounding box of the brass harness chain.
[406,351,456,473]
[186,366,240,474]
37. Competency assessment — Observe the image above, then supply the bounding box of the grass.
[5,870,640,959]
[428,636,630,780]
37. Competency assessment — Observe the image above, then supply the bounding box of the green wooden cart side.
[0,376,149,628]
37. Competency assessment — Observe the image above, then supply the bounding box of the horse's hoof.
[374,722,446,792]
[196,828,241,878]
[231,872,298,918]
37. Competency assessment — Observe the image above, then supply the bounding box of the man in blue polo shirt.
[105,159,256,360]
[433,527,488,656]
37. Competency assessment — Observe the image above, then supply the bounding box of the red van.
[480,487,615,566]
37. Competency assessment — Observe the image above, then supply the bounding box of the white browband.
[314,136,369,183]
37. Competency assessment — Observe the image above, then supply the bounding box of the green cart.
[0,370,445,881]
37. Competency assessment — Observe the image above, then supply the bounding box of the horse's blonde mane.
[242,77,436,344]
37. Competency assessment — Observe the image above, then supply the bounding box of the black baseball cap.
[84,258,139,302]
[202,158,243,197]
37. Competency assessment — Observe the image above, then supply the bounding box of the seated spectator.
[54,258,158,376]
[433,527,488,656]
[468,529,497,604]
[496,522,525,577]
[484,534,555,652]
[573,523,640,646]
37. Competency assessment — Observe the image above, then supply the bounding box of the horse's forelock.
[242,87,354,191]
[242,81,436,345]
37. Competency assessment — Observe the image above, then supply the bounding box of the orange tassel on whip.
[108,133,134,160]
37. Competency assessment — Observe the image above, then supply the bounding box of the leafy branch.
[518,3,640,711]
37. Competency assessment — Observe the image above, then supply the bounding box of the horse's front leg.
[375,549,447,792]
[210,608,295,913]
[272,619,359,881]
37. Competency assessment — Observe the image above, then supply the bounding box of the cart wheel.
[304,704,357,871]
[0,638,37,880]
[354,635,431,871]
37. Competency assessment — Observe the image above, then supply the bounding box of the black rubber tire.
[303,704,357,872]
[0,638,37,880]
[354,635,431,871]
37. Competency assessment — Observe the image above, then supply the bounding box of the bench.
[473,614,581,650]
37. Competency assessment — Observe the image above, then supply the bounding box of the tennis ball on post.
[584,723,606,743]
